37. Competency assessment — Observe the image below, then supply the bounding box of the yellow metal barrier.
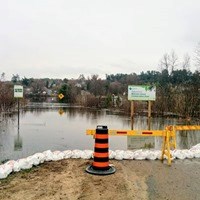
[161,126,176,165]
[174,125,200,131]
[86,129,164,136]
[161,125,200,165]
[86,125,200,166]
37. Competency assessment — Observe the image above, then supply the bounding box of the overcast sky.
[0,0,200,80]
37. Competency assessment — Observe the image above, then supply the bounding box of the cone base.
[85,165,116,175]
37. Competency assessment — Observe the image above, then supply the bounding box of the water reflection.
[0,105,200,162]
[14,133,23,151]
[14,121,23,151]
[128,116,155,149]
[176,130,200,149]
[0,113,17,162]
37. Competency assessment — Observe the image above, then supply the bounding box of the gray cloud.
[0,0,200,80]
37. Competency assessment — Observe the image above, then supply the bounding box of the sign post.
[128,85,156,128]
[14,85,23,132]
[148,100,151,118]
[131,101,134,130]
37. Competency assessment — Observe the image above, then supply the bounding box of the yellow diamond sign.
[58,93,64,100]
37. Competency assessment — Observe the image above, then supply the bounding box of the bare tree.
[169,50,178,73]
[159,53,170,72]
[182,54,191,71]
[87,75,105,96]
[11,74,20,83]
[159,51,179,74]
[0,72,5,82]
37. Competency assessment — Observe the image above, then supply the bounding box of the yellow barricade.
[174,125,200,131]
[86,125,200,166]
[86,129,164,136]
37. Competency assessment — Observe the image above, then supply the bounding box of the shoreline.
[1,144,200,180]
[1,103,200,120]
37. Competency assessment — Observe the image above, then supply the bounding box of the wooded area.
[1,49,200,117]
[0,67,199,118]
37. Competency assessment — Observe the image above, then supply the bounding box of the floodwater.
[0,104,200,162]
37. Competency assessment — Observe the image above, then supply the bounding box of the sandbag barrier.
[1,144,200,179]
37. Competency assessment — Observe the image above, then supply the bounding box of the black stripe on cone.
[86,125,116,175]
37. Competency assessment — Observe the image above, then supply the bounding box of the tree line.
[0,49,200,118]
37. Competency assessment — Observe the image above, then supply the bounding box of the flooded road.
[0,104,200,162]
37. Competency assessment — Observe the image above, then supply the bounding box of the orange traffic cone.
[86,125,116,175]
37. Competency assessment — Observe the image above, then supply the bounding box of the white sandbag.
[115,150,125,160]
[133,150,148,160]
[0,165,9,179]
[123,151,134,160]
[27,155,40,166]
[71,150,84,159]
[146,150,159,160]
[81,150,93,159]
[52,151,65,161]
[154,150,162,160]
[190,143,200,151]
[109,150,116,159]
[71,149,84,158]
[182,149,194,159]
[43,150,54,161]
[190,149,200,158]
[5,160,21,172]
[34,153,46,164]
[17,158,32,170]
[63,150,73,159]
[13,162,21,172]
[132,149,142,159]
[194,150,200,158]
[190,143,200,158]
[4,160,15,171]
[173,149,186,159]
[2,162,13,176]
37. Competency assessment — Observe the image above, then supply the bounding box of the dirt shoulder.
[0,159,200,200]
